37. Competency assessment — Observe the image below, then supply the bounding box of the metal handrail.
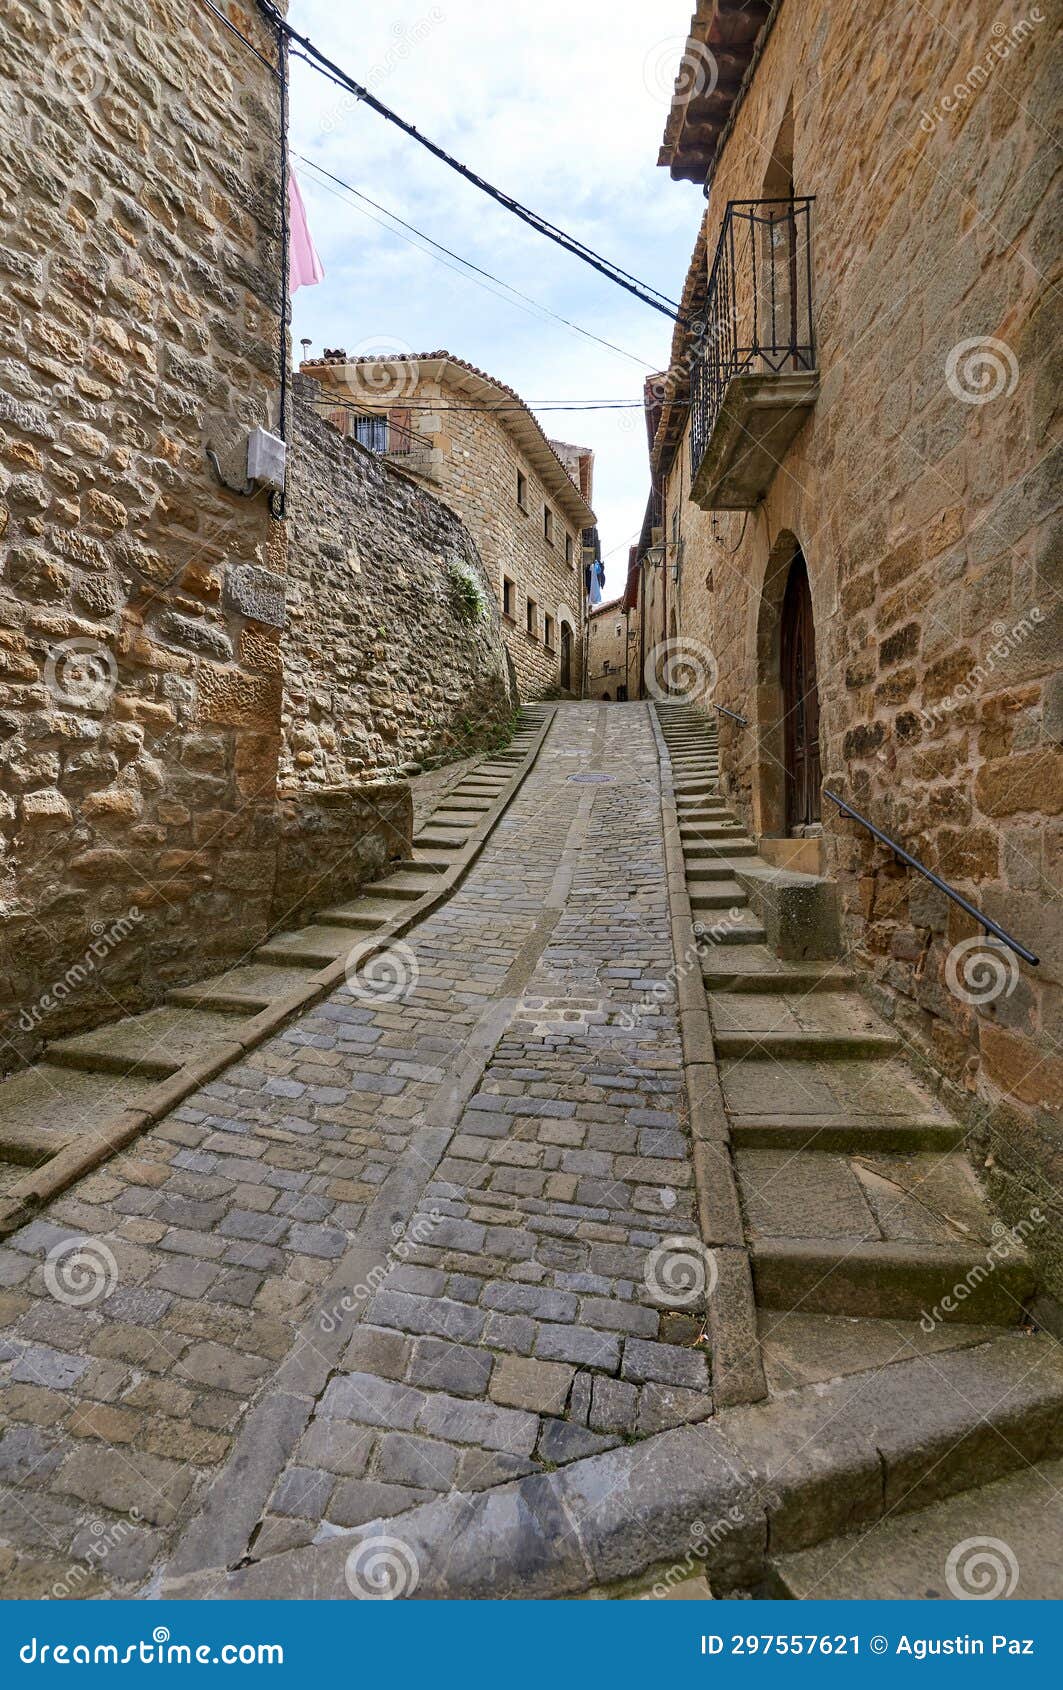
[824,790,1039,966]
[715,704,748,725]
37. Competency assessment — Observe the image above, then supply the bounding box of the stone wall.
[272,782,412,930]
[0,0,289,1068]
[657,0,1062,1280]
[303,359,588,699]
[281,380,515,786]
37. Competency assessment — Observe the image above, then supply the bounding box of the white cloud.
[288,0,701,593]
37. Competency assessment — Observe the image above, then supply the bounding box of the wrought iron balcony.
[689,197,817,511]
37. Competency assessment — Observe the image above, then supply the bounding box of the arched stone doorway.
[754,532,822,837]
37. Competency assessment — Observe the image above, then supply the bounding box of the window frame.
[502,576,516,620]
[543,506,554,546]
[526,596,538,639]
[516,469,528,512]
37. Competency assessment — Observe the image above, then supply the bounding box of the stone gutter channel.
[0,709,557,1241]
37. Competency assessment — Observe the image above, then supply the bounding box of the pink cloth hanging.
[288,168,324,293]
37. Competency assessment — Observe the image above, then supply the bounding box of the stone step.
[750,1237,1035,1323]
[719,1053,945,1119]
[676,795,729,811]
[434,799,493,814]
[769,1455,1063,1599]
[756,1308,1005,1394]
[363,873,439,900]
[0,1062,157,1143]
[424,810,482,828]
[0,1118,75,1166]
[46,1005,246,1081]
[413,830,468,849]
[255,925,359,967]
[731,1113,966,1153]
[702,965,855,991]
[697,914,766,945]
[712,1028,901,1060]
[313,899,396,929]
[686,861,743,881]
[690,881,747,909]
[397,856,449,874]
[167,985,273,1015]
[684,839,758,858]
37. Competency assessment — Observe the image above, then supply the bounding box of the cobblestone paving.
[0,704,710,1596]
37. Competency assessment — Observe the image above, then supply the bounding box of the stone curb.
[647,703,766,1408]
[0,710,557,1239]
[171,1332,1063,1599]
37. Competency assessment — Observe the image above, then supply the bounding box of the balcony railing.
[689,197,817,510]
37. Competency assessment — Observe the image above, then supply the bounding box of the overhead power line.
[252,0,682,321]
[313,395,648,413]
[293,153,656,372]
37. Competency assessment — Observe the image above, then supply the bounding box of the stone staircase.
[0,709,552,1224]
[655,700,1061,1594]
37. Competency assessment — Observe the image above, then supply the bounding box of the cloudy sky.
[288,0,702,595]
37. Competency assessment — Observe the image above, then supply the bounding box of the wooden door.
[781,551,821,830]
[560,624,572,692]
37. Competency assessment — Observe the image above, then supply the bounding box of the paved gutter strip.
[0,710,557,1240]
[175,1332,1063,1598]
[647,703,766,1408]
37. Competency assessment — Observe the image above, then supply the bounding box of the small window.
[526,598,538,638]
[544,613,555,650]
[353,413,388,452]
[543,507,554,546]
[565,533,573,565]
[503,576,515,619]
[516,470,527,510]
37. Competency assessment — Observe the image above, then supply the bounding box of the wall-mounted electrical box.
[247,428,287,492]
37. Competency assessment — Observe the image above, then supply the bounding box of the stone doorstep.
[749,1237,1037,1326]
[0,710,557,1239]
[171,1334,1063,1600]
[730,1115,966,1154]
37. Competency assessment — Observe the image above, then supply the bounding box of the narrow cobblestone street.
[1,704,712,1594]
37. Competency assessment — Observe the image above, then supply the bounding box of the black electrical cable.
[251,0,682,321]
[293,153,655,371]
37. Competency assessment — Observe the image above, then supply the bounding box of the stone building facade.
[642,0,1062,1278]
[300,351,594,699]
[585,598,636,700]
[0,0,288,1066]
[0,3,519,1069]
[282,378,515,785]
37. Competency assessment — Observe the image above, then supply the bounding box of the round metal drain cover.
[567,773,615,784]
